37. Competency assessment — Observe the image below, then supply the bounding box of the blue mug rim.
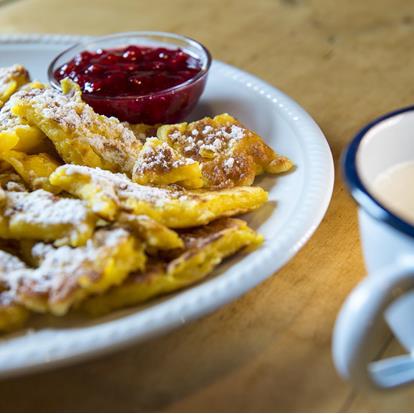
[342,105,414,238]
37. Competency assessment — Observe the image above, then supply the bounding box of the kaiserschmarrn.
[0,64,293,333]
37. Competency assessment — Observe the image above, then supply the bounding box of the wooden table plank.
[1,0,414,411]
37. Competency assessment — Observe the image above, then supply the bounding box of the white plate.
[0,34,334,378]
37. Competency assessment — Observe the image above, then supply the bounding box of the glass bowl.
[48,31,211,124]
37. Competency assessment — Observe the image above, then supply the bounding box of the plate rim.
[0,33,334,378]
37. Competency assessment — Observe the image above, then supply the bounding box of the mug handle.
[333,256,414,389]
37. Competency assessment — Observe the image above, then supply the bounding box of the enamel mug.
[333,106,414,389]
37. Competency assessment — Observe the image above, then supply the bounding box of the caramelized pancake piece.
[132,137,203,188]
[0,250,30,332]
[1,150,61,193]
[0,189,97,246]
[82,218,263,315]
[0,82,49,154]
[50,165,268,228]
[0,65,30,108]
[117,213,183,250]
[7,228,146,315]
[11,79,142,173]
[158,113,293,189]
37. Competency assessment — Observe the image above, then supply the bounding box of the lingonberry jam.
[53,45,207,124]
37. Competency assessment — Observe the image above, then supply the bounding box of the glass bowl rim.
[47,31,212,100]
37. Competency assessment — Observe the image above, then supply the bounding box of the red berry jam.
[53,45,207,124]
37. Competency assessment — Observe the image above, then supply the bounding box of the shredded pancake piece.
[0,250,30,332]
[11,79,142,173]
[0,81,49,154]
[132,137,203,188]
[0,189,97,247]
[82,218,263,315]
[157,113,293,189]
[50,164,268,228]
[3,228,145,315]
[1,150,61,193]
[116,213,183,251]
[0,65,30,108]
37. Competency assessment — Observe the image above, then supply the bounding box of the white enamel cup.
[333,107,414,389]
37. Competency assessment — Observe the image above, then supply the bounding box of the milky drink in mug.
[372,161,414,225]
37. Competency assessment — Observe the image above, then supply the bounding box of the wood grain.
[1,0,414,411]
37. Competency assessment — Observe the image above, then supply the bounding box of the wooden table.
[0,0,414,411]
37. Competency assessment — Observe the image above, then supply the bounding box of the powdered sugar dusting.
[0,103,21,130]
[133,139,195,176]
[4,189,90,227]
[0,85,35,131]
[229,125,244,140]
[0,250,26,274]
[224,157,235,170]
[167,120,247,159]
[0,250,27,306]
[31,242,56,264]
